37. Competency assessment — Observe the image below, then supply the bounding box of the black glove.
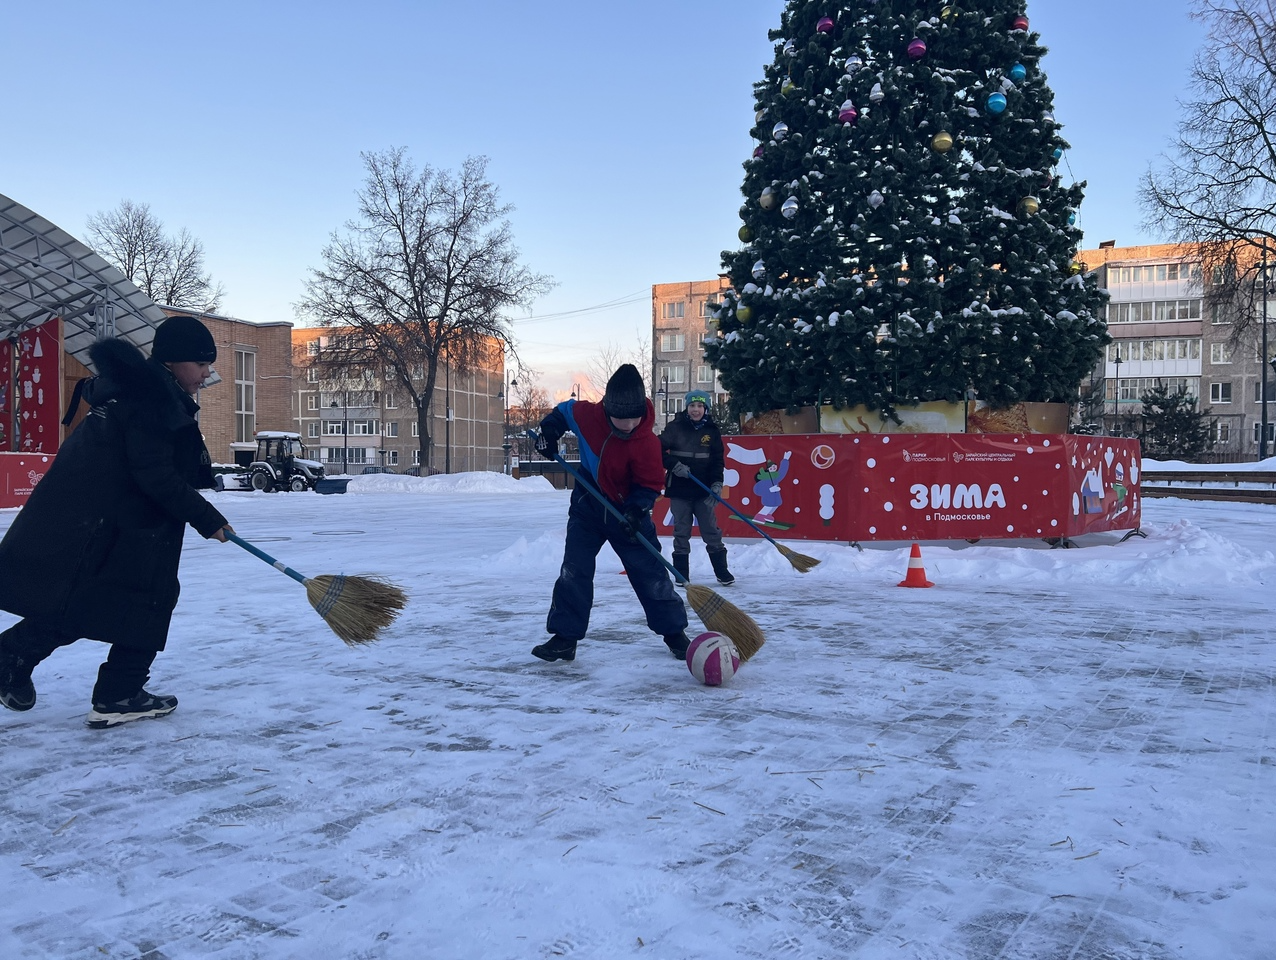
[671,461,691,478]
[535,428,562,459]
[621,506,650,542]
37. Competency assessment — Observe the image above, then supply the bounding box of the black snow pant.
[0,618,159,704]
[546,487,688,643]
[668,495,726,557]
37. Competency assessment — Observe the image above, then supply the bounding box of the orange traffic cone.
[897,543,934,588]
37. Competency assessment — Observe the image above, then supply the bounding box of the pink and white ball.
[687,632,741,686]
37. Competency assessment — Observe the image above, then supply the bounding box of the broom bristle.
[777,543,821,573]
[685,583,766,662]
[305,574,408,646]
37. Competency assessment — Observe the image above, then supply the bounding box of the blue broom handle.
[226,532,309,585]
[684,471,783,548]
[533,433,688,586]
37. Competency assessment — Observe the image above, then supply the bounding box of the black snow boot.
[672,553,690,586]
[663,631,690,661]
[532,636,578,662]
[85,690,178,729]
[0,633,37,712]
[708,549,735,586]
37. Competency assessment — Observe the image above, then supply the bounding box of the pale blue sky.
[8,1,1202,395]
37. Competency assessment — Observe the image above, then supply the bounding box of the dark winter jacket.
[540,398,665,511]
[0,338,227,650]
[660,410,724,501]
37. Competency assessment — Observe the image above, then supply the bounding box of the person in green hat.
[659,390,734,585]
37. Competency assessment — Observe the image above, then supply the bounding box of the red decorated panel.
[0,452,53,508]
[12,319,62,454]
[1062,436,1141,535]
[0,338,11,452]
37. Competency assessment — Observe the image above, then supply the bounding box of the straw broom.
[549,450,766,661]
[684,472,820,573]
[226,532,407,645]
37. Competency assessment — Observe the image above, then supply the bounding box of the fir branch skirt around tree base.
[706,1,1109,419]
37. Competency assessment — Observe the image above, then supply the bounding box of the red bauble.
[907,38,927,59]
[1012,14,1029,31]
[816,16,834,34]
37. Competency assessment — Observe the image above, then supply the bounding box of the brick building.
[650,278,731,427]
[1077,242,1276,460]
[290,327,506,474]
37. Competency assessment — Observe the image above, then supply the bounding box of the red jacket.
[547,398,665,507]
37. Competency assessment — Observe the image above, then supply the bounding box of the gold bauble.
[931,131,954,153]
[737,306,754,323]
[1017,196,1040,217]
[1068,260,1083,275]
[941,5,958,21]
[781,78,797,96]
[738,225,753,242]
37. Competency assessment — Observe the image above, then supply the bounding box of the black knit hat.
[152,315,217,363]
[603,364,647,419]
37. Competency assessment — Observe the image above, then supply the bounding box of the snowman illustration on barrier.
[725,442,794,530]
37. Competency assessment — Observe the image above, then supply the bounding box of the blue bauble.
[986,92,1008,114]
[1009,63,1027,83]
[1067,212,1077,226]
[1052,147,1063,160]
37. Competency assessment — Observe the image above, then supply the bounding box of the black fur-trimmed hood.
[82,337,197,422]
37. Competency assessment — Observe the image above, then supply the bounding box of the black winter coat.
[0,338,227,650]
[660,410,725,501]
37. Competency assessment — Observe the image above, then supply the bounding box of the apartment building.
[650,278,732,426]
[1078,242,1276,460]
[290,327,506,474]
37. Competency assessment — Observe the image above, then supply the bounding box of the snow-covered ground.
[1,473,1272,959]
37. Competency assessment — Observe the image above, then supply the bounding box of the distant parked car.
[403,466,442,477]
[360,465,397,475]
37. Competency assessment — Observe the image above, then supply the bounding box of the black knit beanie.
[603,364,647,419]
[152,315,217,363]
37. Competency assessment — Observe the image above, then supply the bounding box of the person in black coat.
[0,315,233,728]
[659,390,734,585]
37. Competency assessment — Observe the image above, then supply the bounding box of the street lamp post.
[657,374,669,424]
[1257,250,1271,459]
[499,370,517,474]
[329,392,348,474]
[444,351,452,475]
[1111,351,1123,429]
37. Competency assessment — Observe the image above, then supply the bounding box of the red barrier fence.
[655,434,1140,543]
[0,452,54,509]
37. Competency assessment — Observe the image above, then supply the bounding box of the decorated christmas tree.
[707,1,1109,417]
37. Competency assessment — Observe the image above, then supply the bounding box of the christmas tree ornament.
[1017,196,1040,217]
[1067,212,1077,225]
[869,82,885,102]
[738,225,753,242]
[1052,146,1063,161]
[755,108,767,123]
[816,16,834,33]
[753,145,765,158]
[781,197,799,219]
[783,39,796,57]
[737,305,753,323]
[781,77,798,96]
[931,131,954,152]
[940,5,958,20]
[845,55,863,73]
[986,92,1008,114]
[907,38,927,59]
[771,121,789,140]
[838,100,859,124]
[752,259,767,279]
[868,190,884,208]
[1009,63,1027,83]
[1069,260,1083,275]
[1012,14,1029,31]
[759,187,776,210]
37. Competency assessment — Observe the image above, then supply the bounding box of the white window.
[1213,421,1231,443]
[697,365,715,384]
[307,422,319,439]
[1211,304,1230,325]
[386,450,399,466]
[700,300,719,317]
[1210,343,1232,364]
[412,449,421,465]
[307,339,320,356]
[662,302,685,319]
[1211,382,1232,403]
[666,365,685,385]
[411,421,420,438]
[384,421,399,438]
[660,332,685,353]
[385,364,397,381]
[234,349,256,443]
[325,420,345,436]
[350,420,377,436]
[307,367,319,383]
[306,394,318,411]
[1254,422,1275,444]
[347,448,369,465]
[384,392,397,409]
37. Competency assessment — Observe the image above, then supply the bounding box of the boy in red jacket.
[533,364,690,662]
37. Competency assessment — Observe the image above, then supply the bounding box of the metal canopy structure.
[0,192,168,371]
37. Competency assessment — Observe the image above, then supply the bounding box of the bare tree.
[1141,0,1276,334]
[86,200,225,311]
[298,149,552,472]
[585,328,655,399]
[508,374,555,463]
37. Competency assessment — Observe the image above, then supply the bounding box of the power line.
[511,290,648,326]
